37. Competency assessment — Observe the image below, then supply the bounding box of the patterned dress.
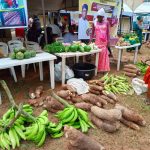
[94,21,110,72]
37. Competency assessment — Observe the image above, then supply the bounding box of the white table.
[115,43,140,71]
[0,52,56,89]
[143,31,150,42]
[55,49,102,85]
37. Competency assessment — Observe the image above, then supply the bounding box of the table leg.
[49,60,55,89]
[95,53,99,76]
[0,91,2,105]
[134,46,139,64]
[144,33,147,42]
[117,49,123,71]
[61,57,66,85]
[39,62,43,81]
[21,65,26,78]
[10,67,17,82]
[76,56,79,63]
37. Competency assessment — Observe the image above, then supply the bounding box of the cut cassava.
[64,126,105,150]
[75,102,93,111]
[90,113,120,133]
[120,117,140,130]
[35,86,44,98]
[91,106,122,122]
[115,104,146,126]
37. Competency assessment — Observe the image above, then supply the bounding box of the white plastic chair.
[8,40,26,78]
[0,42,17,82]
[25,41,41,72]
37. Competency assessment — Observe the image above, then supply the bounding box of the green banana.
[37,130,46,147]
[0,133,10,150]
[62,110,75,124]
[51,131,64,138]
[38,116,49,125]
[77,108,89,123]
[40,110,48,117]
[48,122,62,133]
[9,128,16,149]
[26,123,38,140]
[12,127,20,147]
[14,125,26,140]
[71,108,78,122]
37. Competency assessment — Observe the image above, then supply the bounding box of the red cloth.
[15,28,25,38]
[144,66,150,88]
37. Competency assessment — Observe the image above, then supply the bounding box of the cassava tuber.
[75,102,93,111]
[100,95,115,104]
[62,84,76,93]
[124,72,137,77]
[89,89,100,95]
[123,68,138,74]
[90,85,103,92]
[115,104,146,126]
[64,126,105,150]
[35,86,44,98]
[90,113,120,133]
[102,91,118,102]
[91,106,122,122]
[57,90,72,100]
[120,117,140,130]
[124,64,137,70]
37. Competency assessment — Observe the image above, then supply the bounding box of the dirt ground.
[0,44,150,150]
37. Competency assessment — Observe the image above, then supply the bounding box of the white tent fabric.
[123,3,133,16]
[134,2,150,14]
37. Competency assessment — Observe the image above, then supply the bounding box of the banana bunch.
[25,110,49,147]
[0,123,26,150]
[56,106,94,133]
[46,122,63,138]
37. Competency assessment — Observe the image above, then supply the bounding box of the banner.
[79,0,121,37]
[0,0,28,29]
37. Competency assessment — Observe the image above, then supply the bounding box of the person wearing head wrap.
[78,4,90,43]
[133,16,143,52]
[91,8,110,72]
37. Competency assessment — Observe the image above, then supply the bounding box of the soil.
[0,44,150,150]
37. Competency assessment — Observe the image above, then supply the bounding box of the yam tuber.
[81,94,107,106]
[88,80,104,87]
[64,126,105,150]
[90,85,103,92]
[75,102,93,111]
[123,68,138,74]
[115,104,146,126]
[89,89,100,95]
[90,113,120,133]
[120,117,140,130]
[124,72,137,77]
[124,64,137,70]
[62,84,76,93]
[91,106,122,122]
[102,91,118,102]
[35,86,44,98]
[100,95,115,104]
[57,90,72,100]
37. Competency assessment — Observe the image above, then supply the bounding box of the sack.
[67,78,89,95]
[55,62,74,81]
[132,78,148,95]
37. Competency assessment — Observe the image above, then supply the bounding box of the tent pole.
[41,0,48,44]
[119,0,123,34]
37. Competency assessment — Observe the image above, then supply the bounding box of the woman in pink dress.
[91,8,110,72]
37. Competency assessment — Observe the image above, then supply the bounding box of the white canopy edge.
[134,2,150,14]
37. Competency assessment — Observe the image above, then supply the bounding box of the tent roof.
[123,3,133,16]
[134,2,150,14]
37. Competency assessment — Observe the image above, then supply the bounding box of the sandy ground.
[0,44,150,150]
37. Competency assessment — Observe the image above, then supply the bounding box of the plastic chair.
[8,40,25,78]
[0,42,17,82]
[25,41,41,72]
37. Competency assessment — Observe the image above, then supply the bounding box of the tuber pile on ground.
[64,126,105,150]
[123,64,141,77]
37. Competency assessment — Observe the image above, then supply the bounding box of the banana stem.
[4,104,23,130]
[0,80,36,122]
[50,90,70,107]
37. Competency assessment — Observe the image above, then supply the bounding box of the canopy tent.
[134,2,150,15]
[123,3,133,16]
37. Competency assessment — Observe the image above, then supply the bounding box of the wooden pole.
[41,0,48,44]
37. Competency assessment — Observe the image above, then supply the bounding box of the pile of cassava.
[123,64,141,78]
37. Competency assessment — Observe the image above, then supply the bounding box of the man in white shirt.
[78,4,90,43]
